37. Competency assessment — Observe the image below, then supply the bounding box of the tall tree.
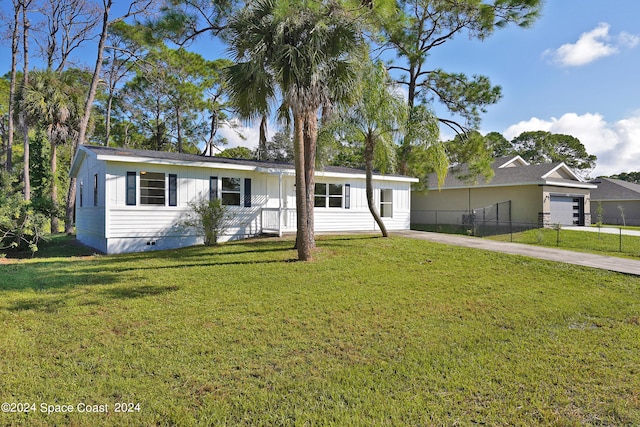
[379,0,541,173]
[6,0,21,172]
[36,0,101,72]
[19,0,34,200]
[21,69,85,233]
[510,130,597,174]
[445,130,494,184]
[64,0,156,233]
[226,0,366,261]
[322,61,408,237]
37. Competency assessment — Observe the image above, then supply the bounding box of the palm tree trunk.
[303,111,317,251]
[50,142,58,233]
[293,112,311,261]
[365,135,388,237]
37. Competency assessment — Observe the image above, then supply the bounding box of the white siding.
[71,148,415,253]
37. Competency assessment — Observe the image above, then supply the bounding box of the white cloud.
[619,31,640,48]
[503,111,640,177]
[543,23,639,67]
[544,23,617,67]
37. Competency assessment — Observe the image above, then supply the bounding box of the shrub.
[179,198,234,246]
[0,193,47,256]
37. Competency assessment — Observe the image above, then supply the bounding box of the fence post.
[620,227,622,252]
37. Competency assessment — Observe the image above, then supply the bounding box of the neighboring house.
[412,156,596,228]
[69,145,418,254]
[589,177,640,226]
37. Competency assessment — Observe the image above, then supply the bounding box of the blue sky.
[433,0,640,177]
[219,1,640,177]
[2,1,638,176]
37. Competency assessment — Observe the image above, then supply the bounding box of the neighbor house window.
[221,177,241,206]
[79,181,83,207]
[93,174,98,206]
[315,183,343,208]
[380,189,393,218]
[140,172,166,205]
[126,172,136,206]
[168,174,177,207]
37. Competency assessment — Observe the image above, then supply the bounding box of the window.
[79,181,83,207]
[126,172,136,206]
[315,183,343,208]
[380,189,393,218]
[93,174,98,206]
[140,172,165,205]
[221,177,241,206]
[169,174,177,207]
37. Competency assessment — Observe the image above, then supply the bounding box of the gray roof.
[589,177,640,201]
[427,156,591,189]
[80,145,406,178]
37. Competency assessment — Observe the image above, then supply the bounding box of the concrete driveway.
[563,226,640,237]
[395,230,640,276]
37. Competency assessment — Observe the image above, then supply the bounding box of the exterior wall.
[73,153,415,254]
[313,177,412,232]
[541,186,592,226]
[592,200,640,226]
[412,185,543,226]
[74,153,107,252]
[102,162,267,253]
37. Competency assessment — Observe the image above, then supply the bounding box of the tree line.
[1,0,545,260]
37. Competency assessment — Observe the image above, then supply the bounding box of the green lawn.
[488,227,640,259]
[1,235,639,426]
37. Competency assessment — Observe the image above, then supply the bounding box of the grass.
[1,235,639,426]
[488,227,640,259]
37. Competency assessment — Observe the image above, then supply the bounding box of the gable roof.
[426,156,595,190]
[589,177,640,201]
[70,145,418,182]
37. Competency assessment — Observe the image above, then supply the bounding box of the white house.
[69,145,418,254]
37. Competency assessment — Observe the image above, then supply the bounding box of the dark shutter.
[244,178,252,207]
[93,174,98,206]
[209,176,218,201]
[126,172,136,206]
[169,174,177,206]
[345,184,350,209]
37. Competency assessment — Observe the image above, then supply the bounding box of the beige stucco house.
[589,177,640,226]
[412,156,596,228]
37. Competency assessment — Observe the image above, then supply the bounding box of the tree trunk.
[21,1,32,200]
[7,1,20,172]
[65,0,111,234]
[258,115,268,160]
[364,134,388,237]
[50,142,58,233]
[104,92,113,146]
[303,110,317,251]
[293,112,311,261]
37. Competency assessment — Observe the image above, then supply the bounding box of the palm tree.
[225,0,365,261]
[323,61,407,236]
[21,70,82,233]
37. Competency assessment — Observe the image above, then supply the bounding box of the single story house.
[70,145,418,254]
[412,155,596,228]
[589,177,640,226]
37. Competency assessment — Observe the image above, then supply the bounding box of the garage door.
[549,196,584,226]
